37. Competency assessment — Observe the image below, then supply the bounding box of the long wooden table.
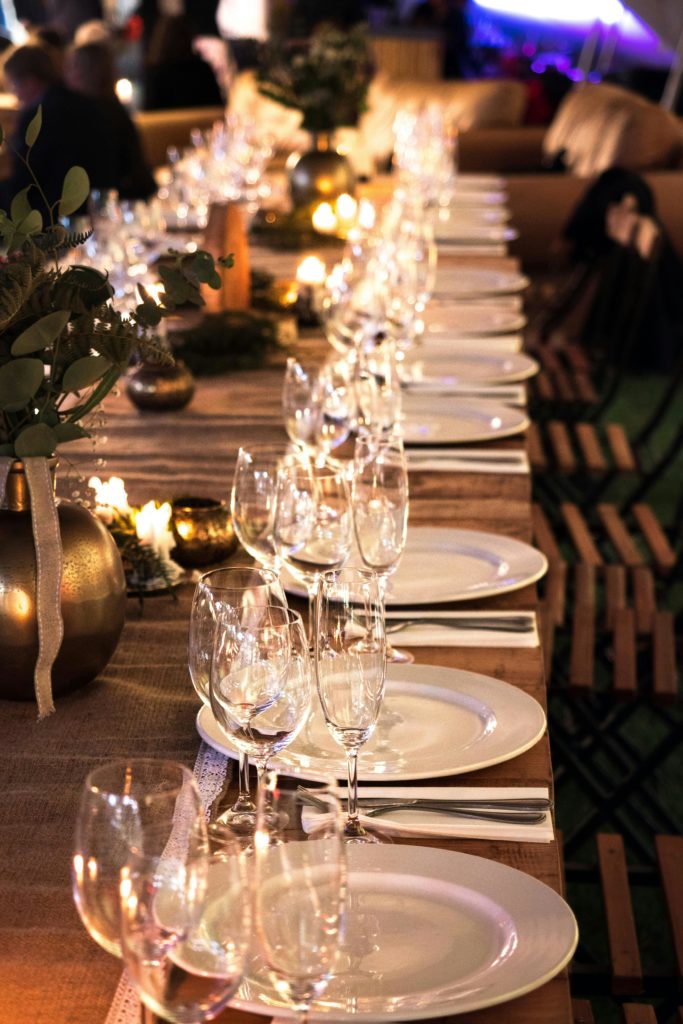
[0,252,572,1024]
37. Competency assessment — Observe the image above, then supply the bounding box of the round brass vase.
[170,497,237,569]
[0,461,127,701]
[289,132,356,209]
[126,359,195,412]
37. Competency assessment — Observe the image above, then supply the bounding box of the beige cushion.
[544,83,683,177]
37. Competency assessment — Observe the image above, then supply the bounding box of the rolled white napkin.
[385,610,539,647]
[303,786,553,843]
[407,447,530,474]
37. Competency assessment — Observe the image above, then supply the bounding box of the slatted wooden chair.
[566,834,683,1021]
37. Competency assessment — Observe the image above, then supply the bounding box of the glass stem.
[306,579,319,648]
[233,752,253,811]
[347,748,360,825]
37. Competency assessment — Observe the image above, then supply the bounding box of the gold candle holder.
[170,497,237,568]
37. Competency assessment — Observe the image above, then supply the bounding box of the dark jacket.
[95,96,156,200]
[0,84,113,217]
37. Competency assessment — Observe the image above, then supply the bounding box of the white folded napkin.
[385,610,539,647]
[419,333,523,353]
[402,383,526,406]
[303,786,553,843]
[407,447,530,474]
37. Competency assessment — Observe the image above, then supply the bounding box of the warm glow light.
[296,255,327,286]
[134,500,175,563]
[115,78,133,104]
[335,193,357,223]
[89,476,131,522]
[312,202,338,234]
[145,283,166,306]
[358,199,376,231]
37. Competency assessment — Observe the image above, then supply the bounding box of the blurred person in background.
[0,42,112,213]
[65,41,155,198]
[143,12,222,109]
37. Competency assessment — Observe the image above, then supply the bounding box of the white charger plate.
[230,844,578,1021]
[196,662,547,782]
[423,304,527,337]
[404,351,539,386]
[434,267,530,298]
[402,396,529,444]
[436,223,518,245]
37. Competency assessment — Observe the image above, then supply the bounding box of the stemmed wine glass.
[189,566,287,828]
[282,359,354,465]
[315,568,387,843]
[273,460,352,642]
[282,358,323,454]
[253,775,346,1024]
[352,433,411,663]
[355,340,403,437]
[119,822,251,1023]
[72,759,208,1023]
[209,606,311,795]
[230,443,293,569]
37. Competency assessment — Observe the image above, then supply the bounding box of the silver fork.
[385,615,533,635]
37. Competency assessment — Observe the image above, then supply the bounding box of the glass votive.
[170,497,237,568]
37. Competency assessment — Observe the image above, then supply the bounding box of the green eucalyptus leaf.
[14,423,58,458]
[10,187,32,224]
[25,106,42,149]
[53,421,88,443]
[217,254,235,268]
[11,310,71,355]
[0,357,45,410]
[158,264,191,304]
[14,209,43,241]
[135,299,163,327]
[58,166,90,218]
[207,270,222,290]
[62,354,111,392]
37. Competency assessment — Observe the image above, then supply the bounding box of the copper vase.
[0,460,127,701]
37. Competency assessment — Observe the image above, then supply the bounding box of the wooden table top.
[0,249,572,1024]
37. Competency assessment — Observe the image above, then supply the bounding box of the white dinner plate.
[434,266,530,298]
[455,172,506,190]
[434,205,510,228]
[402,396,529,444]
[423,304,527,337]
[230,844,578,1021]
[404,351,539,386]
[282,525,546,608]
[196,662,547,782]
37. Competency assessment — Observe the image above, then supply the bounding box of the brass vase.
[126,359,195,412]
[0,460,127,701]
[289,132,356,209]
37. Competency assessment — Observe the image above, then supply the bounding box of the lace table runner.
[104,742,230,1024]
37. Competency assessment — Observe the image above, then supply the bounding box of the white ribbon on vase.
[0,456,62,718]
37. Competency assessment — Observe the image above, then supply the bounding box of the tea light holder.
[170,497,237,568]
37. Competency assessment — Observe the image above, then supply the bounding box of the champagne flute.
[120,824,250,1023]
[72,759,207,1023]
[230,444,289,569]
[253,775,346,1024]
[189,566,287,827]
[273,461,352,642]
[209,607,311,795]
[315,568,387,843]
[352,434,411,663]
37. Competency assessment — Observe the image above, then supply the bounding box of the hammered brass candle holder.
[170,497,237,568]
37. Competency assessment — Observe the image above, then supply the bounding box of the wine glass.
[209,607,311,795]
[120,823,250,1023]
[352,434,410,664]
[253,775,346,1024]
[273,461,353,642]
[355,340,403,437]
[231,444,292,569]
[72,758,208,1024]
[282,358,323,454]
[315,568,387,843]
[189,566,287,827]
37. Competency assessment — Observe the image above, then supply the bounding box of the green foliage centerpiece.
[256,23,372,209]
[0,110,230,715]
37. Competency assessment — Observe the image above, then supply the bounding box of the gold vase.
[0,460,127,701]
[289,132,356,209]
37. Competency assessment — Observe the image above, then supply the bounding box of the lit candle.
[134,500,176,564]
[88,475,131,524]
[335,193,357,231]
[296,256,327,287]
[115,78,133,105]
[312,202,337,234]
